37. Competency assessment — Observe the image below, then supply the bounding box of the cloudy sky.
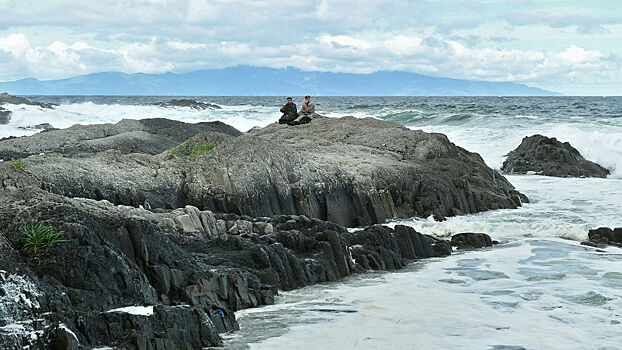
[0,0,620,95]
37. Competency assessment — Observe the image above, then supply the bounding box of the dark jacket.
[280,102,298,121]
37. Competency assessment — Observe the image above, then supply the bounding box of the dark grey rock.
[585,227,622,247]
[151,99,222,110]
[451,232,493,249]
[1,117,526,228]
[0,107,10,125]
[502,134,609,178]
[0,92,55,109]
[186,116,528,226]
[17,123,57,132]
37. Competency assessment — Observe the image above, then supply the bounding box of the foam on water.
[226,240,622,349]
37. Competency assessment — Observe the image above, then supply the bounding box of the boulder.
[0,107,10,125]
[0,92,55,109]
[0,118,241,159]
[151,99,222,110]
[502,134,609,178]
[451,232,493,249]
[583,227,622,247]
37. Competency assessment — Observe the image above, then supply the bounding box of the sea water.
[1,96,621,349]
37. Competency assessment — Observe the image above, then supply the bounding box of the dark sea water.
[1,96,621,349]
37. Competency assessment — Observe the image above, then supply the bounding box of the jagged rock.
[151,99,222,110]
[0,183,475,348]
[583,227,622,247]
[0,118,241,159]
[451,232,493,249]
[502,134,609,178]
[0,93,55,109]
[0,107,10,125]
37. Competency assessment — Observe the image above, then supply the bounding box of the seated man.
[289,95,316,125]
[278,97,298,124]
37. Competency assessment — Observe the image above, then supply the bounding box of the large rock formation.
[1,117,527,227]
[0,118,241,160]
[150,99,222,110]
[0,92,55,109]
[502,134,609,178]
[0,186,451,349]
[185,117,527,226]
[0,107,10,125]
[0,116,525,348]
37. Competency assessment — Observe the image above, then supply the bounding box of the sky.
[0,0,620,95]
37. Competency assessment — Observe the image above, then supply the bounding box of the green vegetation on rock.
[20,222,68,254]
[11,159,26,171]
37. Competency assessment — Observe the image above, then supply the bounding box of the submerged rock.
[151,98,222,110]
[451,232,493,249]
[17,123,57,132]
[0,92,56,109]
[0,107,10,125]
[502,134,609,178]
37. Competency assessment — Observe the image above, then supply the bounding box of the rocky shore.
[1,116,525,349]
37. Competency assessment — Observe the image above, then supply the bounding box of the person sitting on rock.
[278,97,299,124]
[288,96,316,125]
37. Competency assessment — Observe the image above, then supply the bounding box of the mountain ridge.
[0,66,560,96]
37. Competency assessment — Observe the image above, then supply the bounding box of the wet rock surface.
[0,92,56,109]
[0,107,10,125]
[502,134,609,178]
[151,99,222,110]
[451,232,493,249]
[582,227,622,248]
[1,187,453,348]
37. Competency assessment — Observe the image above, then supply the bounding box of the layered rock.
[502,134,609,178]
[151,99,222,110]
[0,187,452,348]
[186,117,527,226]
[0,118,241,160]
[0,92,55,109]
[1,117,527,227]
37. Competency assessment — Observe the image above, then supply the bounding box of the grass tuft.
[11,159,26,171]
[20,223,69,254]
[188,142,217,160]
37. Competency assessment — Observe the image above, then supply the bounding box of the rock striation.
[0,92,56,109]
[150,99,222,110]
[1,117,527,226]
[502,134,609,178]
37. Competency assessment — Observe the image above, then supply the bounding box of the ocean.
[2,96,622,349]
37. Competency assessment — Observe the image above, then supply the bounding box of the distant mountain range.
[0,66,560,96]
